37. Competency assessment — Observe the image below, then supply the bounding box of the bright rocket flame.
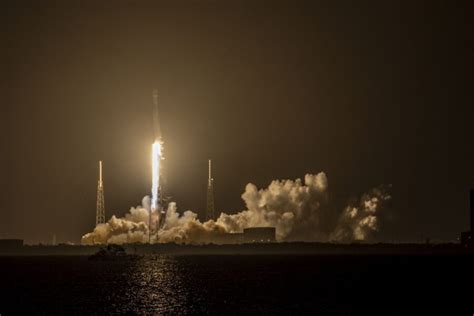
[151,140,162,211]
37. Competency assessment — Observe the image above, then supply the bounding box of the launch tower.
[206,159,215,221]
[96,160,105,226]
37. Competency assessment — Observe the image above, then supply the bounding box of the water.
[0,254,473,315]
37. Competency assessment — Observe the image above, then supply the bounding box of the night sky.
[2,0,473,243]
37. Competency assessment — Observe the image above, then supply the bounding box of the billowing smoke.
[82,196,152,245]
[81,173,391,244]
[329,185,392,241]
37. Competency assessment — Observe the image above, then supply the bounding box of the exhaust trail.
[151,140,162,211]
[149,89,165,241]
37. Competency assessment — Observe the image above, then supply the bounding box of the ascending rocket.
[152,89,162,142]
[150,89,166,239]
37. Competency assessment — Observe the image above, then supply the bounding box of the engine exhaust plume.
[151,141,162,211]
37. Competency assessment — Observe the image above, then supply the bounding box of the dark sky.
[2,0,473,244]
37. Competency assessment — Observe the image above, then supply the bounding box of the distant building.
[0,239,24,252]
[214,227,276,244]
[215,233,244,244]
[461,231,472,246]
[461,189,474,247]
[243,227,276,243]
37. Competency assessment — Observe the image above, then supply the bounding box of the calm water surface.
[0,255,473,315]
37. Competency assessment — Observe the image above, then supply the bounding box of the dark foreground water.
[0,254,473,315]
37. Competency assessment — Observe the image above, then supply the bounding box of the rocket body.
[152,89,162,142]
[150,89,167,241]
[151,89,162,212]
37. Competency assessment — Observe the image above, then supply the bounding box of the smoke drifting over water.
[81,173,391,244]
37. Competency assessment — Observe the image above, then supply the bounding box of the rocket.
[150,89,167,239]
[152,89,162,142]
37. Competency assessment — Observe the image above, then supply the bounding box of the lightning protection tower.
[96,160,106,226]
[206,159,215,221]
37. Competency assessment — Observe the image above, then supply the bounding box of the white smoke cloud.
[81,196,151,245]
[81,173,391,245]
[330,185,392,241]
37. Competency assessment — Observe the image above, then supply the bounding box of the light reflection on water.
[1,254,473,314]
[98,256,192,314]
[127,256,189,314]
